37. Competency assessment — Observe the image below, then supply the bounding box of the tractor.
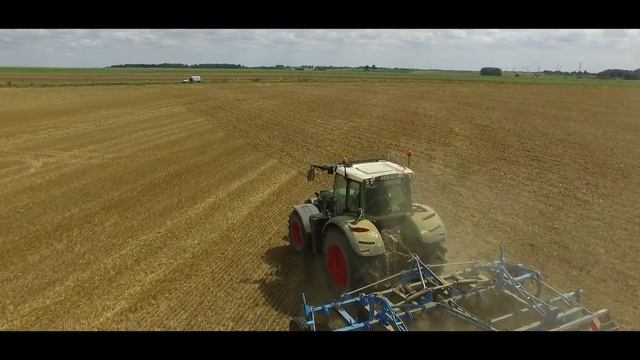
[287,155,447,293]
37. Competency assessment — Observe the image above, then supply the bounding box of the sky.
[0,29,638,72]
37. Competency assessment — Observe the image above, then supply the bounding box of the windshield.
[364,176,412,216]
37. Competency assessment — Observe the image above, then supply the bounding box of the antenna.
[340,155,349,178]
[403,149,413,168]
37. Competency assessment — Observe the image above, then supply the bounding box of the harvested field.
[1,80,638,329]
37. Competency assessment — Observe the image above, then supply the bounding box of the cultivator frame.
[290,248,617,331]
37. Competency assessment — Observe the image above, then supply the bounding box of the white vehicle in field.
[183,75,201,84]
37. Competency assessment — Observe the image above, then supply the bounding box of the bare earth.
[0,81,638,330]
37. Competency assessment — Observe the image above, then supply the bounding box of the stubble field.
[1,78,638,329]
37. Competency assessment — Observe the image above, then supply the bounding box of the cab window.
[334,175,361,215]
[346,180,361,212]
[334,174,347,214]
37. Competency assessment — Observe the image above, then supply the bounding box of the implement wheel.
[289,316,311,331]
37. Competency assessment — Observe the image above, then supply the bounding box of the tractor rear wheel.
[322,227,375,293]
[418,242,448,275]
[288,211,311,254]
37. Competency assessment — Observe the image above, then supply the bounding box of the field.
[0,69,639,330]
[2,66,637,87]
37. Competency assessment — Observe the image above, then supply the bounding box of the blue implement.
[290,248,617,331]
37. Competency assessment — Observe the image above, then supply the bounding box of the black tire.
[322,227,376,293]
[288,211,311,254]
[417,241,448,275]
[289,316,311,331]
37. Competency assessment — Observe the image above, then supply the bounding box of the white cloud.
[0,29,638,71]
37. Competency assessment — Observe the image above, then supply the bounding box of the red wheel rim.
[327,245,348,289]
[291,221,303,250]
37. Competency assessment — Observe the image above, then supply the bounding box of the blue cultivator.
[289,248,617,331]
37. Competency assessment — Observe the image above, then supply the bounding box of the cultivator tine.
[546,309,611,331]
[436,300,499,331]
[488,291,578,325]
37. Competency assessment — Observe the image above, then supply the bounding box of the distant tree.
[597,68,640,80]
[372,64,376,71]
[480,67,502,76]
[364,65,370,71]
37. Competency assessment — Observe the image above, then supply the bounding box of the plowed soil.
[1,81,638,329]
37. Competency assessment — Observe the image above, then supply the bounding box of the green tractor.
[288,156,447,293]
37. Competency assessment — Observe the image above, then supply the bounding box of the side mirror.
[307,168,315,182]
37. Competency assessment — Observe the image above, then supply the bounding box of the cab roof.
[335,160,413,182]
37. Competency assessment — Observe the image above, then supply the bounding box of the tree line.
[480,67,639,80]
[108,64,639,79]
[109,63,246,69]
[542,70,590,75]
[596,68,640,80]
[108,63,420,71]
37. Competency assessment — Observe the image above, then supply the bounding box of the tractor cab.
[333,160,414,218]
[307,159,414,218]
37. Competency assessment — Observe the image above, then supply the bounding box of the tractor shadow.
[259,237,339,317]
